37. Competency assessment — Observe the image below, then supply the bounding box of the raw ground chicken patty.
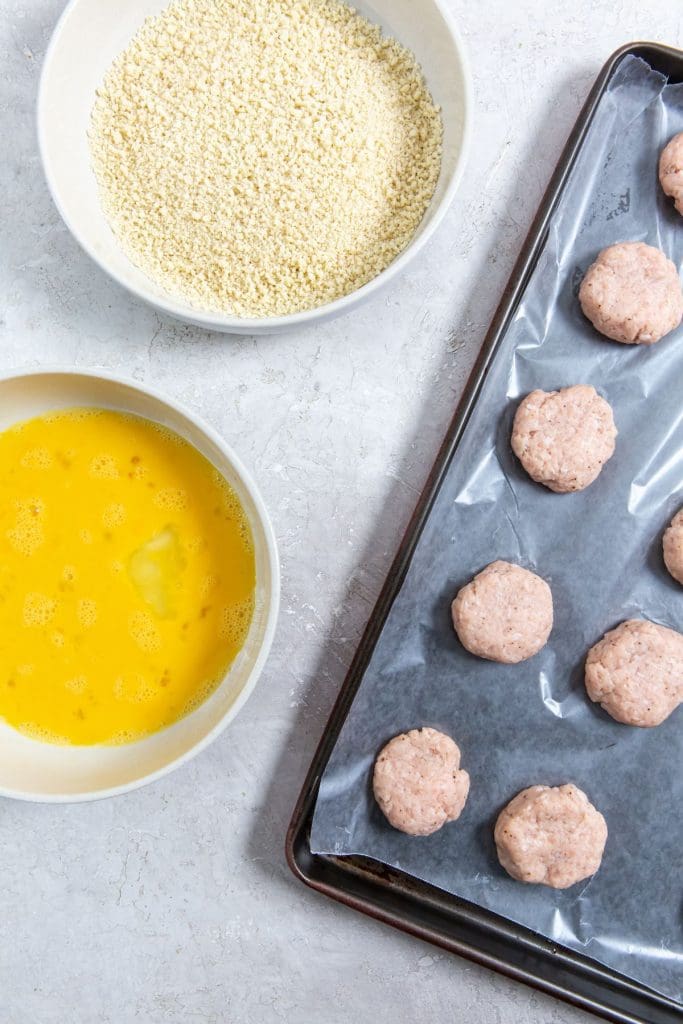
[451,560,553,664]
[659,132,683,215]
[511,385,616,493]
[584,619,683,727]
[578,241,683,344]
[494,784,607,889]
[89,0,443,317]
[372,727,470,836]
[663,508,683,585]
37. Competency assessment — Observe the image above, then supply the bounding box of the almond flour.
[89,0,442,317]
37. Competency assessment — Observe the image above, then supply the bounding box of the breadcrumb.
[89,0,443,317]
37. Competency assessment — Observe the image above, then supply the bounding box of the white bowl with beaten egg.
[38,0,472,334]
[0,369,279,801]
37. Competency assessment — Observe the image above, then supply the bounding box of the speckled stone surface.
[0,2,680,1021]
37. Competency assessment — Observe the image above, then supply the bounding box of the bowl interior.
[0,372,278,799]
[38,0,469,332]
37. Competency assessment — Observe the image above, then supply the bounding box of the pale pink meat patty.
[663,508,683,585]
[494,784,607,889]
[585,619,683,727]
[373,727,470,836]
[579,241,683,344]
[451,560,553,664]
[659,132,683,216]
[511,385,616,493]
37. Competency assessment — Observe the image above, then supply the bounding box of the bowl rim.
[36,0,473,334]
[0,365,281,802]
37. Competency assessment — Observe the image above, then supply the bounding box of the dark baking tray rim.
[286,42,683,1024]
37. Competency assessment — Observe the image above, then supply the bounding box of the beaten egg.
[0,408,255,745]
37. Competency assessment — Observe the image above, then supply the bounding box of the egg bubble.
[65,675,87,695]
[129,611,161,653]
[22,498,45,517]
[201,574,218,598]
[238,521,254,554]
[63,409,102,424]
[113,672,159,705]
[109,728,145,746]
[23,592,56,627]
[102,503,126,529]
[135,683,158,704]
[7,498,47,556]
[182,676,219,716]
[154,487,189,512]
[18,722,70,745]
[77,599,98,628]
[89,453,119,480]
[218,597,254,644]
[21,447,53,470]
[7,522,44,556]
[150,423,185,448]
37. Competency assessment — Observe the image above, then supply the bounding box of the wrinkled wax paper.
[311,56,683,1003]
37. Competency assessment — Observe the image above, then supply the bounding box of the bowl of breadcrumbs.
[38,0,471,333]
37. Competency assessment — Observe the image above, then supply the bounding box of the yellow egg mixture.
[0,408,255,745]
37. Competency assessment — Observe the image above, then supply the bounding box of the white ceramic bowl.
[0,369,279,801]
[37,0,471,335]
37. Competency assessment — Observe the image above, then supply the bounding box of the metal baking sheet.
[308,52,683,1005]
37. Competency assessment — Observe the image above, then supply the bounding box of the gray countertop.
[0,2,679,1021]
